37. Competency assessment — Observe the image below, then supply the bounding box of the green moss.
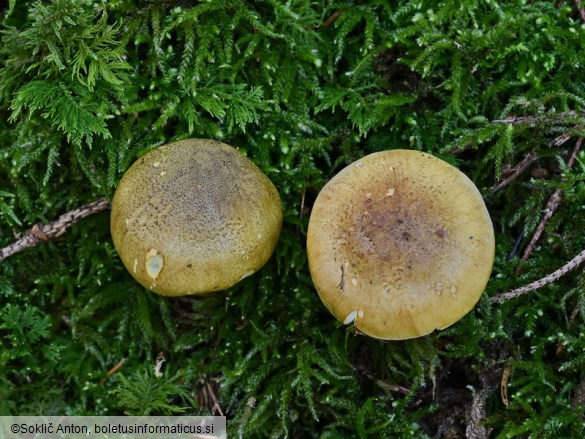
[1,1,584,437]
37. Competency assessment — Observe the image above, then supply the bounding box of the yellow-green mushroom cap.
[306,149,495,340]
[110,139,283,296]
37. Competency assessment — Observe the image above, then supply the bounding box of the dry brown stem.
[365,373,409,394]
[107,358,127,376]
[571,377,585,409]
[575,0,585,23]
[520,189,563,261]
[491,248,585,303]
[492,110,583,125]
[491,151,539,193]
[0,198,111,262]
[205,379,225,416]
[466,363,500,439]
[520,137,583,261]
[490,127,578,193]
[99,358,127,385]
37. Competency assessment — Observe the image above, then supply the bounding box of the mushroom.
[306,149,495,340]
[110,138,283,296]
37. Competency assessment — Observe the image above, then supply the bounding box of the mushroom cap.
[110,138,283,296]
[307,149,495,340]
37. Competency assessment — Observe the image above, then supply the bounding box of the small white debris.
[153,354,165,378]
[145,248,164,280]
[344,310,364,325]
[351,278,358,286]
[133,258,138,273]
[450,285,457,297]
[344,310,358,325]
[239,270,255,281]
[386,188,395,197]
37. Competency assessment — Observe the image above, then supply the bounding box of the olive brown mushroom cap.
[307,149,495,340]
[110,138,283,296]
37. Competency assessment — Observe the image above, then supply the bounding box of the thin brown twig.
[490,248,585,303]
[107,358,127,376]
[490,128,577,193]
[466,362,500,439]
[321,9,345,28]
[575,0,585,23]
[520,137,583,261]
[305,9,345,30]
[300,187,307,219]
[566,136,583,168]
[556,302,583,355]
[0,198,110,262]
[551,132,573,147]
[205,380,225,416]
[500,364,512,406]
[491,151,539,193]
[99,358,127,385]
[571,377,585,409]
[365,373,409,394]
[569,301,581,325]
[492,110,582,125]
[520,189,563,261]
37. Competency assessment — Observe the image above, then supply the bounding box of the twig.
[466,362,500,439]
[205,380,225,416]
[520,137,583,261]
[99,358,127,385]
[492,110,582,125]
[556,298,582,355]
[507,231,525,261]
[566,136,583,168]
[107,358,127,376]
[305,9,345,30]
[500,364,512,406]
[321,9,345,28]
[490,129,577,193]
[0,198,110,262]
[551,132,573,147]
[575,0,585,23]
[491,151,539,193]
[365,373,409,394]
[300,187,307,219]
[520,189,563,261]
[571,377,585,409]
[490,248,585,304]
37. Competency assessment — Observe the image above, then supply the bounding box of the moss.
[1,1,584,437]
